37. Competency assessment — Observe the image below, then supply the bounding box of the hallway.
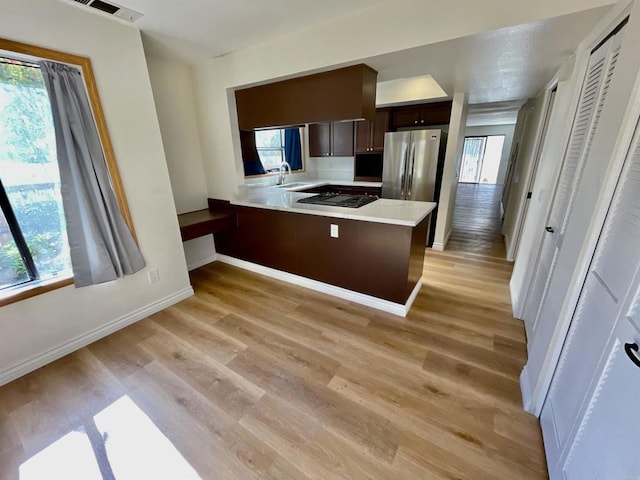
[447,183,506,258]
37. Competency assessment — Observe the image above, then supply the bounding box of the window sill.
[0,276,74,307]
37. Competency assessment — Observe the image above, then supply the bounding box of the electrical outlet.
[330,224,339,238]
[147,268,160,284]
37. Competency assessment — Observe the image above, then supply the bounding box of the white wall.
[191,0,615,204]
[145,55,217,270]
[463,124,516,185]
[308,156,355,181]
[145,56,207,214]
[433,93,469,250]
[0,0,191,385]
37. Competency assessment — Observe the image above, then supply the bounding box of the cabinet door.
[420,101,453,126]
[391,107,422,128]
[309,123,331,157]
[331,121,354,156]
[372,110,390,151]
[354,120,372,153]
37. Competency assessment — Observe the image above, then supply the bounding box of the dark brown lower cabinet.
[214,206,429,304]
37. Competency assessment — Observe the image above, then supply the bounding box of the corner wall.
[0,0,191,385]
[145,55,217,270]
[433,93,469,251]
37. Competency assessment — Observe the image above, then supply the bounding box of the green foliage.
[14,200,64,238]
[0,61,43,88]
[0,240,27,284]
[0,232,67,284]
[0,61,53,164]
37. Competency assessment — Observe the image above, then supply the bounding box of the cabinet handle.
[625,343,640,369]
[414,120,418,124]
[545,226,555,233]
[421,120,425,124]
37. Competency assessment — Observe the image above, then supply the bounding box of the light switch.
[330,224,339,238]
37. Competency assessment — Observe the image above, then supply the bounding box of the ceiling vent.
[66,0,143,23]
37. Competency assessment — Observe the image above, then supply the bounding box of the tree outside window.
[0,58,72,289]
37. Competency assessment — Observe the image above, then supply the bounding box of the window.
[0,38,135,305]
[459,135,506,184]
[0,57,72,291]
[241,127,305,177]
[255,128,286,172]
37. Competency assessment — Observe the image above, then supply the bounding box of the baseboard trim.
[504,233,513,261]
[216,254,420,317]
[187,254,218,271]
[431,242,445,252]
[510,277,523,319]
[520,365,534,414]
[431,229,452,252]
[0,287,194,387]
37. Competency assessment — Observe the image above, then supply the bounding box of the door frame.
[511,88,557,261]
[522,0,640,415]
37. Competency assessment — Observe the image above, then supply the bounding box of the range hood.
[235,64,377,131]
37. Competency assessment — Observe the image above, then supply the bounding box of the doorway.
[459,135,506,184]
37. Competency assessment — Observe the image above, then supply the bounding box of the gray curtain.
[39,60,145,287]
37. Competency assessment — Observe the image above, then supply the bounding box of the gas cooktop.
[296,193,379,208]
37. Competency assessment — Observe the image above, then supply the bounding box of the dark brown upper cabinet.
[309,122,354,157]
[390,101,452,129]
[235,64,378,130]
[354,109,390,153]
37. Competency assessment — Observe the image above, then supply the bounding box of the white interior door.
[541,111,640,478]
[523,29,625,337]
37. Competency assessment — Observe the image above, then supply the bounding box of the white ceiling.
[118,0,387,61]
[363,6,609,105]
[104,0,609,119]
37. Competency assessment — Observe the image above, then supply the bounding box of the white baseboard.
[0,287,194,387]
[504,233,513,261]
[216,254,421,317]
[188,254,218,271]
[431,242,445,251]
[520,365,535,414]
[431,229,452,252]
[510,277,524,319]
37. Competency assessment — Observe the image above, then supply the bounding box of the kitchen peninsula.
[212,182,435,316]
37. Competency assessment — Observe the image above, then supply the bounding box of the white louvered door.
[542,113,640,479]
[523,29,625,336]
[521,23,629,419]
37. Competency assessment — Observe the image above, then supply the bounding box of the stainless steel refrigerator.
[381,129,447,246]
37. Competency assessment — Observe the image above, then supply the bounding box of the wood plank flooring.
[448,183,506,258]
[0,200,547,478]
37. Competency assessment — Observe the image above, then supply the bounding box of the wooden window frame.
[0,37,135,306]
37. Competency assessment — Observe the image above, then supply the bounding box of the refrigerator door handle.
[406,142,416,200]
[399,143,408,198]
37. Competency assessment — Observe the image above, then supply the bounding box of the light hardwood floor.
[448,183,506,258]
[0,198,547,479]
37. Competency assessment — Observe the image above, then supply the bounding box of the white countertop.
[233,181,435,227]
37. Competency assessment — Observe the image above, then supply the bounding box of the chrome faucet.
[277,161,291,185]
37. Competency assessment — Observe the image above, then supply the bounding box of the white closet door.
[525,30,624,336]
[562,314,640,479]
[522,23,629,417]
[542,112,640,477]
